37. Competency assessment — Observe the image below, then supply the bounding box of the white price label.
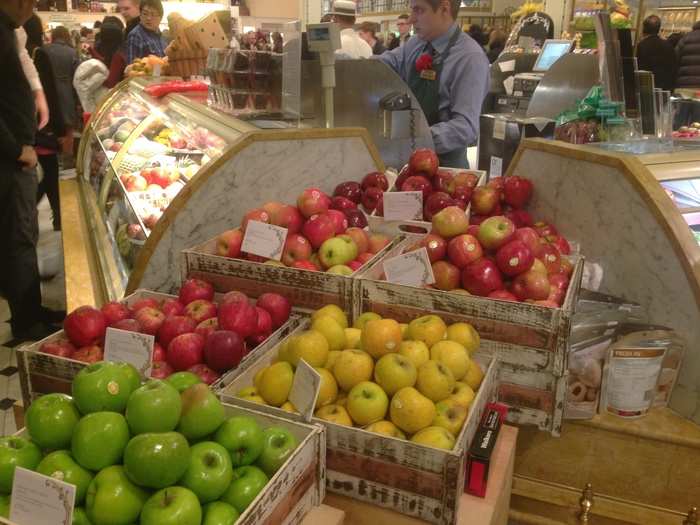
[493,119,506,140]
[241,220,288,261]
[383,191,423,221]
[11,467,76,525]
[383,247,435,287]
[104,327,155,378]
[288,359,322,422]
[490,156,503,178]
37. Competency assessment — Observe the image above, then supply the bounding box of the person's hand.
[18,145,37,169]
[34,90,49,130]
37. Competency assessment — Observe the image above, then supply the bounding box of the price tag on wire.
[104,327,155,378]
[241,221,288,261]
[383,247,435,287]
[10,467,76,525]
[383,191,423,221]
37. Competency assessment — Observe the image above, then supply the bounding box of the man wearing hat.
[378,0,489,168]
[327,0,372,59]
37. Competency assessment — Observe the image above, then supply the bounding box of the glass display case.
[78,77,255,300]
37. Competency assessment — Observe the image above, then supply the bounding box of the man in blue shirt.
[378,0,489,168]
[125,0,165,64]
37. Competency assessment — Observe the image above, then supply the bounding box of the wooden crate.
[3,402,325,525]
[218,317,499,525]
[16,289,300,407]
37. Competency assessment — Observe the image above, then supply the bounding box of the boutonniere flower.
[415,52,433,72]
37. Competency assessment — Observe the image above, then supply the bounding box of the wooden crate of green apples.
[0,361,324,525]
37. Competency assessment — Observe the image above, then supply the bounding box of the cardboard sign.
[104,327,155,378]
[10,467,76,525]
[383,191,423,221]
[241,220,288,261]
[288,359,322,422]
[490,156,503,178]
[383,247,435,287]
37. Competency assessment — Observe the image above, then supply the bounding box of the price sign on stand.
[383,191,423,221]
[383,247,435,287]
[288,360,322,422]
[241,221,288,261]
[10,467,76,525]
[104,327,155,378]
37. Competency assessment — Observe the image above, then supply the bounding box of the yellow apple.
[373,353,417,396]
[336,393,348,407]
[344,327,362,349]
[281,401,297,413]
[353,312,381,330]
[416,360,455,402]
[389,386,436,434]
[449,382,475,408]
[433,398,467,436]
[398,340,430,369]
[430,340,471,380]
[407,315,447,347]
[464,361,484,390]
[346,381,389,426]
[258,361,294,406]
[399,323,409,338]
[361,319,402,359]
[287,329,329,367]
[332,349,374,392]
[253,367,267,390]
[410,426,455,450]
[315,367,338,408]
[236,388,266,405]
[311,315,347,352]
[315,404,353,426]
[312,304,348,329]
[277,340,291,363]
[364,420,406,440]
[325,350,342,370]
[446,322,480,354]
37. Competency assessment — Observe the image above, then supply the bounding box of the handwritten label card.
[10,467,76,525]
[383,247,435,287]
[490,156,503,178]
[241,220,288,261]
[104,327,154,378]
[383,191,423,221]
[288,359,322,422]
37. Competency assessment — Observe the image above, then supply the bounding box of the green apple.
[123,432,190,489]
[180,441,232,503]
[72,362,134,414]
[125,379,181,434]
[37,450,93,504]
[220,465,268,513]
[26,393,80,450]
[165,371,202,393]
[326,265,353,276]
[72,411,129,471]
[256,426,298,477]
[140,486,202,525]
[202,501,240,525]
[346,381,389,426]
[177,384,225,441]
[0,436,42,493]
[214,416,263,467]
[72,507,92,525]
[0,494,9,518]
[319,236,358,268]
[115,362,141,393]
[85,465,148,525]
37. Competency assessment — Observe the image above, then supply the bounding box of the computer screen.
[533,40,572,72]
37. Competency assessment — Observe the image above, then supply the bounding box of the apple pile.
[40,279,292,384]
[214,188,392,275]
[234,305,484,451]
[0,362,300,524]
[331,171,392,216]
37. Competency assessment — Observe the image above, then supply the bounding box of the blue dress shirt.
[126,24,166,64]
[378,24,490,154]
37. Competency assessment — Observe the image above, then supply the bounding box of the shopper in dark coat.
[43,25,78,128]
[676,21,700,88]
[636,15,676,91]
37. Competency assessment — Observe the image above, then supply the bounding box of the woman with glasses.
[125,0,165,63]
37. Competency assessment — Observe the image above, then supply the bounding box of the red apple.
[538,244,562,274]
[424,191,456,221]
[447,234,483,268]
[64,306,107,347]
[216,229,244,258]
[504,209,533,228]
[451,185,473,206]
[134,307,166,336]
[495,240,534,276]
[150,361,174,379]
[558,259,574,277]
[256,293,292,329]
[343,208,369,229]
[282,233,313,266]
[203,330,246,372]
[487,176,504,192]
[148,168,170,189]
[512,270,550,301]
[184,299,217,324]
[333,181,363,203]
[254,307,273,336]
[348,260,362,271]
[470,214,487,226]
[297,188,331,218]
[488,290,519,302]
[179,278,214,306]
[195,317,219,338]
[73,345,103,363]
[221,291,248,305]
[157,315,197,348]
[262,201,285,222]
[361,186,383,213]
[345,227,369,255]
[161,298,185,318]
[417,233,447,263]
[477,216,516,250]
[432,206,469,238]
[302,214,336,249]
[433,170,454,193]
[408,148,439,177]
[167,333,205,371]
[449,171,479,193]
[218,300,258,338]
[241,208,271,232]
[395,165,413,190]
[325,210,348,235]
[292,260,319,271]
[375,193,385,217]
[125,174,148,192]
[130,298,160,314]
[247,334,268,348]
[101,302,130,327]
[471,187,500,215]
[112,318,142,333]
[273,205,304,234]
[40,339,76,358]
[534,222,558,238]
[331,196,357,212]
[432,261,460,291]
[503,176,533,208]
[361,172,389,191]
[401,175,433,199]
[152,342,166,362]
[548,235,571,255]
[461,259,504,296]
[187,364,220,385]
[514,227,541,255]
[368,233,390,254]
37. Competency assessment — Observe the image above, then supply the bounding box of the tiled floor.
[0,191,67,435]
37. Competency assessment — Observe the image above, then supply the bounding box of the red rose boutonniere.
[415,52,433,72]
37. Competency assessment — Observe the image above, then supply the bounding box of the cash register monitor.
[532,39,573,72]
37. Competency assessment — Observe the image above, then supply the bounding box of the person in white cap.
[327,0,372,59]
